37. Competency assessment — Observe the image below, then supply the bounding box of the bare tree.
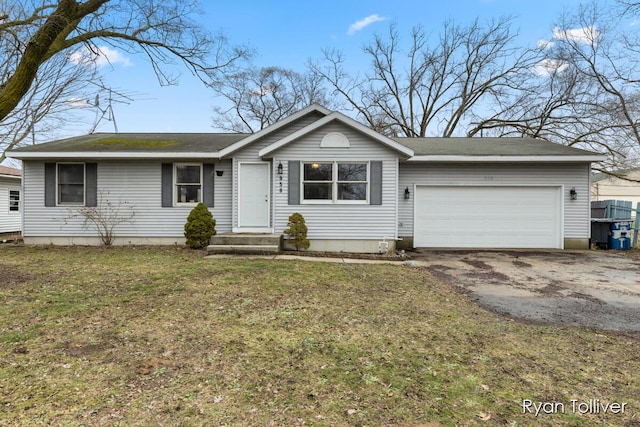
[472,2,640,171]
[211,66,336,133]
[310,17,541,137]
[63,190,135,245]
[0,0,248,161]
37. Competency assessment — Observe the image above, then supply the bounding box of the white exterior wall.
[398,162,591,240]
[271,122,399,243]
[22,160,232,243]
[0,176,21,233]
[232,112,324,229]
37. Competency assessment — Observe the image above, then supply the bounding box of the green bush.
[184,203,216,249]
[284,212,310,251]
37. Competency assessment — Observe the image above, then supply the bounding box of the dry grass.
[0,246,638,426]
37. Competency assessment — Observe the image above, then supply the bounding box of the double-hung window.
[58,163,85,205]
[9,190,20,212]
[175,163,202,205]
[302,162,368,203]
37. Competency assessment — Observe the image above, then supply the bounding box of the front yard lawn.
[0,246,638,426]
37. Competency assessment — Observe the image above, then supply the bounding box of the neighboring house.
[7,105,605,251]
[592,168,640,216]
[0,165,22,236]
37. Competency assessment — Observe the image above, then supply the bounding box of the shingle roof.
[8,132,602,160]
[0,165,21,177]
[394,137,599,157]
[11,133,248,153]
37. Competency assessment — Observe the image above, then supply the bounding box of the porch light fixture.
[215,170,224,177]
[277,162,283,175]
[570,187,577,200]
[404,187,411,200]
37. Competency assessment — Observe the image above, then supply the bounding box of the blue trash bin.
[609,222,632,250]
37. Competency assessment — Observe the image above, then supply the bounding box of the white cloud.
[68,45,131,68]
[552,26,600,45]
[537,39,554,49]
[532,58,569,77]
[347,14,385,36]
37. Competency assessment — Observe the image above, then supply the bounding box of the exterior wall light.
[570,187,577,200]
[277,162,283,175]
[404,187,411,200]
[215,170,224,177]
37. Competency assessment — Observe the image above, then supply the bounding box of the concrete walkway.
[206,253,408,265]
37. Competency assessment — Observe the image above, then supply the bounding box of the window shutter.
[161,163,173,207]
[44,163,56,207]
[85,163,98,207]
[370,161,383,205]
[288,161,300,205]
[202,163,215,207]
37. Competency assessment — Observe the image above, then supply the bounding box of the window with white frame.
[302,162,368,203]
[58,163,85,205]
[9,190,20,212]
[175,163,202,204]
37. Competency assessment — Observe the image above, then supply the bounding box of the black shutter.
[202,163,215,207]
[161,163,173,207]
[288,161,300,205]
[44,163,56,207]
[370,161,382,205]
[85,163,98,207]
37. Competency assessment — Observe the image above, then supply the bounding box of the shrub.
[184,203,216,249]
[284,212,310,251]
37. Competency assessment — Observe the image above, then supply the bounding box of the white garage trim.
[413,185,563,249]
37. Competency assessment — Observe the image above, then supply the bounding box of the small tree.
[284,212,310,251]
[184,203,216,249]
[64,190,135,245]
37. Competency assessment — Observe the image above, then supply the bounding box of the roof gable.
[218,104,332,157]
[258,112,414,158]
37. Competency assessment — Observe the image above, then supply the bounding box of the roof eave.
[6,151,223,160]
[407,155,608,162]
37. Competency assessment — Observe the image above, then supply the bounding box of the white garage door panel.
[414,186,561,248]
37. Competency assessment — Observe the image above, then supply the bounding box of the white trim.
[300,161,370,204]
[173,162,203,206]
[407,155,607,162]
[7,151,222,160]
[394,157,399,240]
[219,104,331,158]
[56,162,85,206]
[232,227,274,233]
[0,174,21,180]
[8,187,20,214]
[258,112,415,158]
[237,161,271,229]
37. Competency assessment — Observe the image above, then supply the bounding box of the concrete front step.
[207,244,280,254]
[207,233,282,254]
[210,233,282,246]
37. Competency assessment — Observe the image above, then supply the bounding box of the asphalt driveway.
[413,250,640,332]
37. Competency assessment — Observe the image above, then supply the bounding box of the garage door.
[414,186,562,248]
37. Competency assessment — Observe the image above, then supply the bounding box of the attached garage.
[413,185,563,249]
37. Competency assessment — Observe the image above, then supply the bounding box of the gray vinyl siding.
[270,122,399,240]
[398,162,591,239]
[0,177,21,233]
[232,112,325,228]
[22,160,232,238]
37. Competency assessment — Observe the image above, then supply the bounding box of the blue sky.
[68,0,585,137]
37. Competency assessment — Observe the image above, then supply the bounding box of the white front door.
[238,162,270,229]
